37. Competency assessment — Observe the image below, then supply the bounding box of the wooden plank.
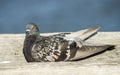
[0,32,120,75]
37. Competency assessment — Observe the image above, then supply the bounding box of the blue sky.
[0,0,120,33]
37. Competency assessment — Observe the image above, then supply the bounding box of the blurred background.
[0,0,120,33]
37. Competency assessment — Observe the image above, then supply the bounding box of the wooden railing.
[0,32,120,75]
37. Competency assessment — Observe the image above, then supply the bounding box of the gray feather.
[66,26,100,41]
[69,45,115,61]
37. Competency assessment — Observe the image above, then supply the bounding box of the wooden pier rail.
[0,32,120,75]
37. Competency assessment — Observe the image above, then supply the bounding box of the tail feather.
[69,45,115,61]
[66,26,100,41]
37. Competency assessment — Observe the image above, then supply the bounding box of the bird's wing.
[69,45,115,61]
[51,32,71,37]
[30,36,70,62]
[65,26,100,41]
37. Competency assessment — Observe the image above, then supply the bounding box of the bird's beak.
[26,29,30,34]
[26,29,30,32]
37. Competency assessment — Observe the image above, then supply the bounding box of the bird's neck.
[23,34,40,62]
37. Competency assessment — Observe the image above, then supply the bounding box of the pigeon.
[23,23,115,62]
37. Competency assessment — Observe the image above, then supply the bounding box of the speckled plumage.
[23,23,115,62]
[31,36,69,62]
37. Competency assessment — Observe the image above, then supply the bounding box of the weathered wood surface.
[0,32,120,75]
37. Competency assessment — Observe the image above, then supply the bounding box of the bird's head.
[26,23,40,36]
